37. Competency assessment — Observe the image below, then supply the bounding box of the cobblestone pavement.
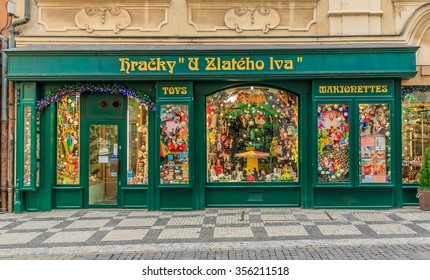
[1,208,430,260]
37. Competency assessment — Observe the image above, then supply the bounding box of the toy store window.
[401,86,430,184]
[206,86,299,183]
[160,104,189,184]
[56,96,80,185]
[127,97,149,185]
[317,104,350,183]
[358,103,391,183]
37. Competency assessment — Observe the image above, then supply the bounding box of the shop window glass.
[317,104,350,182]
[127,97,149,184]
[402,87,430,183]
[359,104,391,183]
[206,86,299,183]
[56,96,80,185]
[160,104,189,184]
[23,107,32,186]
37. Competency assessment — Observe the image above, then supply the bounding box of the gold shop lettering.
[269,57,294,70]
[119,58,177,74]
[162,87,188,95]
[204,57,265,71]
[319,85,389,94]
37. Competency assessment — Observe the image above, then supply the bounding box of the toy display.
[127,97,149,184]
[23,107,32,186]
[206,86,299,183]
[160,104,189,184]
[317,104,349,182]
[359,104,391,183]
[401,88,430,183]
[57,96,80,185]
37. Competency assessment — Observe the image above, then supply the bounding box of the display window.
[317,104,350,182]
[23,107,33,186]
[402,86,430,183]
[56,96,80,185]
[160,104,189,184]
[127,97,149,184]
[206,86,299,183]
[359,104,391,183]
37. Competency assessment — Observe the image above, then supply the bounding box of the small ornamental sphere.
[331,175,336,179]
[26,121,30,126]
[334,104,339,109]
[274,114,278,118]
[220,113,224,117]
[228,123,231,126]
[337,117,342,122]
[137,114,141,118]
[73,140,78,145]
[69,119,74,124]
[318,167,322,171]
[317,107,321,113]
[229,115,233,119]
[68,99,72,103]
[340,169,344,173]
[386,122,390,127]
[249,141,253,145]
[337,173,341,177]
[71,103,75,108]
[272,105,276,108]
[248,104,251,107]
[404,146,408,150]
[339,107,344,112]
[61,155,64,158]
[385,132,390,137]
[135,138,138,142]
[320,171,325,175]
[327,107,332,111]
[211,112,214,115]
[138,127,143,133]
[344,112,348,117]
[74,121,79,126]
[136,123,140,127]
[249,121,254,126]
[257,137,261,141]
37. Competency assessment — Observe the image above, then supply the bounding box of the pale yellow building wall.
[11,0,430,85]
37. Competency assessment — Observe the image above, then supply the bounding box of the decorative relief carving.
[224,6,280,33]
[75,7,131,33]
[35,0,170,33]
[187,0,318,33]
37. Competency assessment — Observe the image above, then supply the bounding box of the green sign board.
[313,80,395,95]
[6,45,418,81]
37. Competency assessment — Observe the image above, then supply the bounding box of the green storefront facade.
[6,44,418,212]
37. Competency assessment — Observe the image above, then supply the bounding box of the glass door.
[88,124,119,206]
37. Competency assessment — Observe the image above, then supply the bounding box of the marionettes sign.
[119,56,303,74]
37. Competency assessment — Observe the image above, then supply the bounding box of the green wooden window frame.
[16,83,38,191]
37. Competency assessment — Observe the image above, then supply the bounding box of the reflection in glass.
[127,97,149,184]
[57,96,80,184]
[89,125,118,205]
[359,104,391,183]
[402,88,430,183]
[160,105,189,184]
[206,86,299,183]
[317,104,349,182]
[23,107,32,186]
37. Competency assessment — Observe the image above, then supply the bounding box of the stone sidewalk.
[1,208,430,260]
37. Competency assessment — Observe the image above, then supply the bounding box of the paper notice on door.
[99,156,109,163]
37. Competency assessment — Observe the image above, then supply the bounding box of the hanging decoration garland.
[36,83,156,111]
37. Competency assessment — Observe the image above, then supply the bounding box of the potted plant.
[418,147,430,211]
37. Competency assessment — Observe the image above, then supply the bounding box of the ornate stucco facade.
[9,0,430,85]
